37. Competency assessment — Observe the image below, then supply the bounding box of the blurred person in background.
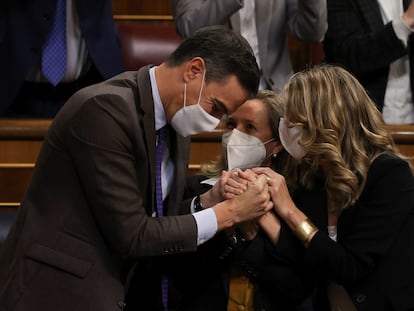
[324,0,414,124]
[171,0,327,93]
[1,0,124,117]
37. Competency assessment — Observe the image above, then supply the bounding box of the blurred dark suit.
[324,0,414,112]
[0,0,124,117]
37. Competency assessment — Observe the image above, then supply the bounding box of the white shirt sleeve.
[393,16,414,46]
[192,206,218,246]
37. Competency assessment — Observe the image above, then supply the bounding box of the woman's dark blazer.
[305,154,414,310]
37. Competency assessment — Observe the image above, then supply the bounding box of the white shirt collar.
[149,66,167,131]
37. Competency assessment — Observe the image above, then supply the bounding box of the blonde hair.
[283,64,406,213]
[201,90,298,191]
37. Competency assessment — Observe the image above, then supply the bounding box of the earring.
[272,153,278,158]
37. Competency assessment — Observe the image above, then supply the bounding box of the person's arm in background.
[171,0,243,38]
[324,0,408,76]
[287,0,327,42]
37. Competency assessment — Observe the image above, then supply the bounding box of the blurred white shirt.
[378,0,414,124]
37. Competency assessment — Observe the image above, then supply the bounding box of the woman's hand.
[252,167,296,218]
[253,167,315,246]
[213,174,273,230]
[200,169,245,207]
[222,168,252,199]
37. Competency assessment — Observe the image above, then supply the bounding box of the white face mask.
[278,118,307,160]
[171,70,221,137]
[222,129,274,170]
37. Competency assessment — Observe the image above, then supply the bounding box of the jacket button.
[355,294,366,304]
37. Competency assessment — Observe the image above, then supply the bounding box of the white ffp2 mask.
[222,129,274,170]
[171,70,221,137]
[278,118,307,160]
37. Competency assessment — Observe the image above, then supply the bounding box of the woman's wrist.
[294,218,319,246]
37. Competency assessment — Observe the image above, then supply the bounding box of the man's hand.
[213,174,273,231]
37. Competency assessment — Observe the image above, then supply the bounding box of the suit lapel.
[165,126,191,216]
[137,66,157,215]
[135,67,191,217]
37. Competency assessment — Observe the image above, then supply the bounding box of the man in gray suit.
[0,26,270,311]
[172,0,327,92]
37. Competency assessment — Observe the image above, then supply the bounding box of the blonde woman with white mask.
[167,90,315,311]
[255,65,414,311]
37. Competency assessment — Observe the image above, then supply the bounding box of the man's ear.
[184,57,205,81]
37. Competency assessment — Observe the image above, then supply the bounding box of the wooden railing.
[1,119,414,207]
[0,119,223,207]
[0,119,51,207]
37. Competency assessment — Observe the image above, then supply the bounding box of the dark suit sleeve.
[324,0,407,75]
[62,92,197,259]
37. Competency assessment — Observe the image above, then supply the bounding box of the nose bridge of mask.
[223,129,267,170]
[225,129,263,146]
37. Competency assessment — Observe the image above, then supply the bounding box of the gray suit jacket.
[172,0,327,91]
[0,66,197,311]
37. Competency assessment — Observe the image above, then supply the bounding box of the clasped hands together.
[205,167,295,243]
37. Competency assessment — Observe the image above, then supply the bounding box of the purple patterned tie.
[42,0,67,86]
[155,126,168,310]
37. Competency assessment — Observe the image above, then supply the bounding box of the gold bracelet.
[295,218,318,243]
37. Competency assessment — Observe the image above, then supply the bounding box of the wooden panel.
[190,131,222,165]
[2,122,414,206]
[111,0,172,15]
[0,141,43,163]
[0,165,33,203]
[2,124,414,206]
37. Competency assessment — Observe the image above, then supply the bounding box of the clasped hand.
[225,167,295,220]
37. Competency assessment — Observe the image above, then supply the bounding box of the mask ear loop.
[263,137,275,145]
[183,82,187,108]
[263,138,277,162]
[196,70,206,105]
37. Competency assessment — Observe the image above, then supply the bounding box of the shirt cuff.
[192,208,217,246]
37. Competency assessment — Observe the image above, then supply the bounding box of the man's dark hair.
[166,25,260,97]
